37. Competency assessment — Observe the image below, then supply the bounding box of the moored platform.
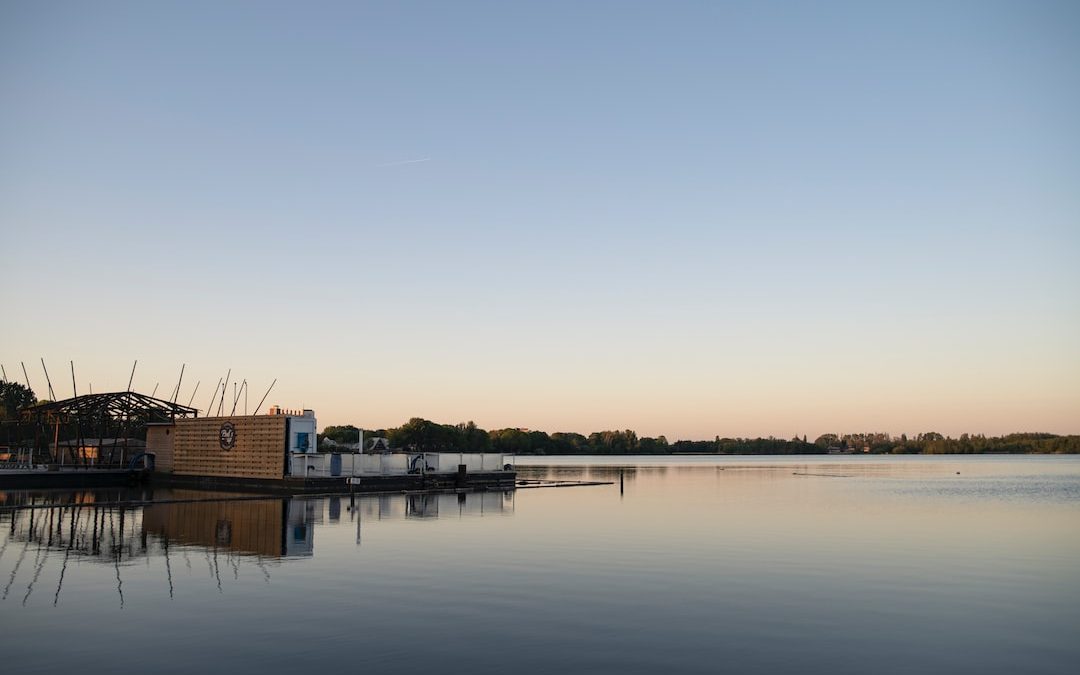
[152,469,517,494]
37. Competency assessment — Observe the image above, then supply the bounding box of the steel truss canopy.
[20,391,198,423]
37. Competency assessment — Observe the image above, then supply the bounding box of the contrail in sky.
[376,157,431,167]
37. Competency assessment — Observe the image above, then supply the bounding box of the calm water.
[1,455,1078,674]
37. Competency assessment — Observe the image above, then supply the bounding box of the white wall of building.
[288,451,512,478]
[287,411,317,454]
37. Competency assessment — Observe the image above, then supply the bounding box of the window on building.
[296,432,311,452]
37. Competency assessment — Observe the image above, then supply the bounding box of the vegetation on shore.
[0,382,37,421]
[320,418,1080,455]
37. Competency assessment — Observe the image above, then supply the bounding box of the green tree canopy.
[0,381,36,421]
[322,425,362,444]
[814,433,840,448]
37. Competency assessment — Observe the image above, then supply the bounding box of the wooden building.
[144,407,515,493]
[147,409,317,484]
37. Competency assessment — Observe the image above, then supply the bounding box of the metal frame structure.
[21,391,198,423]
[10,392,198,468]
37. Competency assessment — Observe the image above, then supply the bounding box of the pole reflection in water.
[1,488,515,606]
[2,458,1078,675]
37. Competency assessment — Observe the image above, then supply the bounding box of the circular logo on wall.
[219,422,236,450]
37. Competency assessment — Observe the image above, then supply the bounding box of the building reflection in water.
[140,490,314,558]
[352,490,514,521]
[1,488,515,605]
[352,490,515,545]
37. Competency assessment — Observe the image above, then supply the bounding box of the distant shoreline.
[510,450,1080,456]
[320,420,1080,456]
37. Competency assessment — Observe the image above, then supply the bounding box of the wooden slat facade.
[146,425,175,472]
[172,416,288,480]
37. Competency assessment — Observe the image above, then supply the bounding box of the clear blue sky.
[2,1,1078,438]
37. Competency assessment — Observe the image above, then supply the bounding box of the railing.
[288,452,515,478]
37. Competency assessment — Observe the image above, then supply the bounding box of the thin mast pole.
[127,360,137,392]
[230,380,246,416]
[207,377,222,415]
[187,381,201,408]
[171,364,185,403]
[252,379,276,416]
[218,369,231,416]
[41,358,56,401]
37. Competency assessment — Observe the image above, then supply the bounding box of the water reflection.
[3,500,143,608]
[358,490,514,520]
[2,459,1077,675]
[140,492,314,558]
[0,488,515,607]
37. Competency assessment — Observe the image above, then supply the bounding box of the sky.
[1,1,1078,439]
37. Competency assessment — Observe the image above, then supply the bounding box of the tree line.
[3,381,1077,456]
[320,418,1080,455]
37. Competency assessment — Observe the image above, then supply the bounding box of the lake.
[2,455,1078,674]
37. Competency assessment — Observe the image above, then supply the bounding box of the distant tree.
[489,428,533,454]
[587,430,638,454]
[322,425,362,444]
[390,418,454,452]
[638,436,670,454]
[548,432,587,454]
[814,433,840,448]
[458,421,491,452]
[525,430,549,453]
[0,381,36,420]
